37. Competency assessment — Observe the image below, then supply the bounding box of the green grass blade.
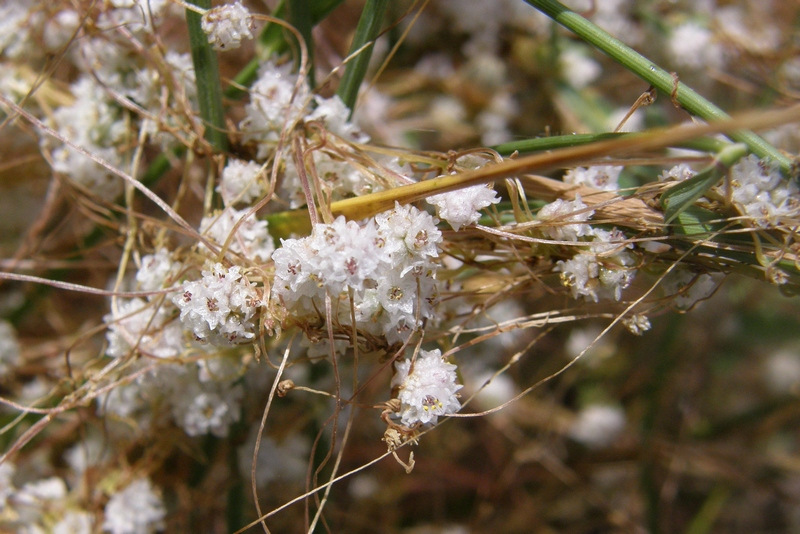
[186,0,229,153]
[336,0,389,114]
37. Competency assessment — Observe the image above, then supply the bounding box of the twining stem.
[186,0,229,153]
[336,0,389,115]
[524,0,793,174]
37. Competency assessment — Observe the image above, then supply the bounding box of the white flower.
[667,21,725,70]
[0,462,15,510]
[171,381,243,437]
[559,47,601,89]
[102,478,165,534]
[569,405,626,449]
[563,166,623,192]
[53,511,94,534]
[538,196,594,242]
[426,184,501,231]
[555,229,636,302]
[662,271,723,310]
[136,249,181,294]
[306,94,368,143]
[237,429,310,487]
[217,159,266,206]
[201,1,255,51]
[272,204,442,344]
[392,349,462,426]
[0,320,20,377]
[241,62,310,157]
[659,163,695,182]
[199,207,275,262]
[728,155,799,228]
[104,299,184,359]
[173,263,261,346]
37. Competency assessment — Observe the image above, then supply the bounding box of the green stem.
[336,0,389,115]
[524,0,792,174]
[493,133,730,156]
[186,0,229,153]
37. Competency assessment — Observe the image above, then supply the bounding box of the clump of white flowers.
[563,165,623,192]
[174,263,262,345]
[728,155,800,228]
[272,204,442,344]
[201,1,255,51]
[426,184,501,231]
[102,478,166,534]
[0,320,20,377]
[391,349,462,427]
[199,207,275,262]
[537,195,594,242]
[568,404,626,449]
[217,159,266,206]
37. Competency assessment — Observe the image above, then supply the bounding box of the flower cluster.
[174,263,262,346]
[199,207,275,262]
[426,184,501,231]
[563,165,623,192]
[728,155,800,228]
[272,204,442,344]
[201,1,255,51]
[391,349,462,427]
[537,196,637,302]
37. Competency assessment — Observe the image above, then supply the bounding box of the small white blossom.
[659,163,695,182]
[559,47,601,89]
[622,314,651,335]
[172,381,243,437]
[426,184,501,231]
[217,159,266,206]
[569,405,626,449]
[136,249,181,294]
[667,21,725,70]
[391,349,462,426]
[0,320,21,377]
[555,229,636,302]
[102,478,165,534]
[306,95,369,143]
[53,511,94,534]
[563,166,623,192]
[201,1,255,51]
[728,155,799,228]
[241,62,310,157]
[199,207,275,262]
[538,195,594,242]
[662,270,724,310]
[174,263,261,346]
[104,299,183,359]
[237,429,310,487]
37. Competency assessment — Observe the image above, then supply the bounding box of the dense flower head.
[728,155,800,228]
[563,165,623,192]
[537,195,595,242]
[104,298,184,359]
[391,349,462,426]
[102,478,165,534]
[426,184,501,231]
[555,228,636,302]
[201,1,255,51]
[272,204,442,344]
[218,159,266,206]
[173,263,262,346]
[199,207,275,262]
